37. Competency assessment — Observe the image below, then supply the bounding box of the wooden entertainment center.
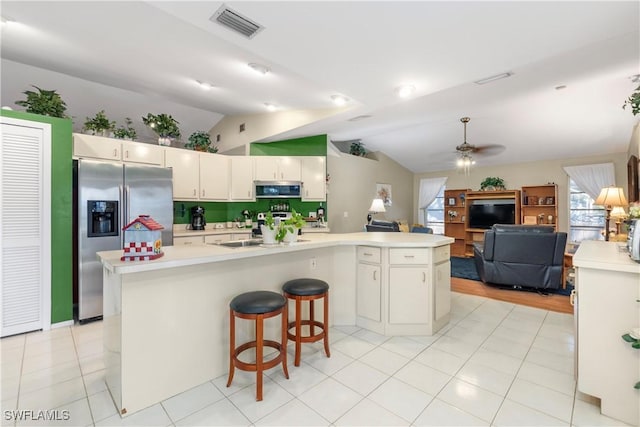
[444,184,559,257]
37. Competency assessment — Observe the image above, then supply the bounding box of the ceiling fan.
[455,117,505,157]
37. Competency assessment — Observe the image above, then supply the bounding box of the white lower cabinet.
[357,263,382,322]
[356,245,451,336]
[389,267,429,324]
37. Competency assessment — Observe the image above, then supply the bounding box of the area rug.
[450,256,573,296]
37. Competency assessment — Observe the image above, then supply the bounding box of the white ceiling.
[1,1,638,172]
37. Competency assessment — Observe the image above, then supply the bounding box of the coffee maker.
[190,206,206,230]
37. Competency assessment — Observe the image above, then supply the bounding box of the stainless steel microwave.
[255,181,302,198]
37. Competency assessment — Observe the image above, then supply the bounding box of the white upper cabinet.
[230,156,254,200]
[254,156,301,181]
[199,154,229,201]
[73,133,163,165]
[301,156,326,201]
[164,147,199,200]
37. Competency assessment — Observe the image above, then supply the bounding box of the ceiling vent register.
[211,4,264,39]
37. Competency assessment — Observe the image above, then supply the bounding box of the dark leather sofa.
[365,220,400,232]
[473,224,567,290]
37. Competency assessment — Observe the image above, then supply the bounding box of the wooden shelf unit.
[521,184,558,230]
[443,189,469,257]
[464,190,521,256]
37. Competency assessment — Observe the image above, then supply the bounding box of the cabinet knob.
[423,272,427,282]
[373,270,377,281]
[125,150,129,159]
[202,189,205,197]
[113,149,118,157]
[193,189,197,196]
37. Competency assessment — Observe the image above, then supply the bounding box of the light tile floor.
[1,292,632,426]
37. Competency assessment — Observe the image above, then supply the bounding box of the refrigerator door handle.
[125,185,131,225]
[119,184,125,247]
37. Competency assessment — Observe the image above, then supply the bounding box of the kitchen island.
[97,232,453,416]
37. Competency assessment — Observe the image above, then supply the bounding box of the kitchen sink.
[216,239,263,248]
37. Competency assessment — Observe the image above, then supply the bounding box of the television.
[469,203,516,229]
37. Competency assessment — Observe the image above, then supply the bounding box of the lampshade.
[594,186,628,207]
[610,206,627,219]
[368,198,386,213]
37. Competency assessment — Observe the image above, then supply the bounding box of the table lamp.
[610,206,627,235]
[367,198,386,224]
[594,186,628,241]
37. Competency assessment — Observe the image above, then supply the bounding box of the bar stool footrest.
[287,320,326,343]
[232,340,286,372]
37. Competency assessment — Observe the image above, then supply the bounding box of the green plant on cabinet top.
[623,84,640,116]
[15,85,68,118]
[142,113,181,139]
[113,118,137,140]
[480,176,506,191]
[84,110,115,135]
[185,131,218,153]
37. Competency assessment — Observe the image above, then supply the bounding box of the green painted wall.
[1,110,73,324]
[175,135,328,222]
[173,200,325,224]
[250,134,327,156]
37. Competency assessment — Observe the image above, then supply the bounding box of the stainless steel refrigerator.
[76,159,173,321]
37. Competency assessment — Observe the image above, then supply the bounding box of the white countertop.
[98,232,453,275]
[573,240,640,274]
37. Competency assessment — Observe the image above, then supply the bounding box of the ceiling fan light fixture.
[395,84,416,99]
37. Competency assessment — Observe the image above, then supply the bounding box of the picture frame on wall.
[448,197,456,206]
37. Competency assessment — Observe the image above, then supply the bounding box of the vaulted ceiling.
[1,1,638,172]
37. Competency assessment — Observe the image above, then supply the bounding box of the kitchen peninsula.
[97,232,453,416]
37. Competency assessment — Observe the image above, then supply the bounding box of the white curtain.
[418,177,447,223]
[563,163,615,199]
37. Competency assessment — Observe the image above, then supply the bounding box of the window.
[425,187,445,234]
[569,178,604,242]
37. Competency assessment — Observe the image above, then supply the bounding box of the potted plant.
[447,210,458,222]
[15,85,68,118]
[83,110,115,136]
[185,131,218,153]
[623,84,640,116]
[113,118,137,140]
[260,212,278,245]
[349,141,366,157]
[480,177,506,191]
[276,210,305,243]
[142,113,181,146]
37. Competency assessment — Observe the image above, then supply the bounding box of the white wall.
[327,152,414,233]
[413,152,628,232]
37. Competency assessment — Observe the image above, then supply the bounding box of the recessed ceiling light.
[474,72,513,85]
[264,103,277,112]
[248,62,270,75]
[196,80,213,91]
[331,95,348,106]
[395,85,416,98]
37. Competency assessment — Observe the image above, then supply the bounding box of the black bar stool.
[282,278,330,366]
[226,290,289,401]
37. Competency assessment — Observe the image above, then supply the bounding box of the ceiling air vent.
[211,4,264,39]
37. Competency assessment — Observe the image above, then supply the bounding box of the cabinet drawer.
[204,234,232,244]
[434,245,451,264]
[173,236,204,246]
[389,248,429,265]
[357,246,381,263]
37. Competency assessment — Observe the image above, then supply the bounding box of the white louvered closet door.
[1,118,51,337]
